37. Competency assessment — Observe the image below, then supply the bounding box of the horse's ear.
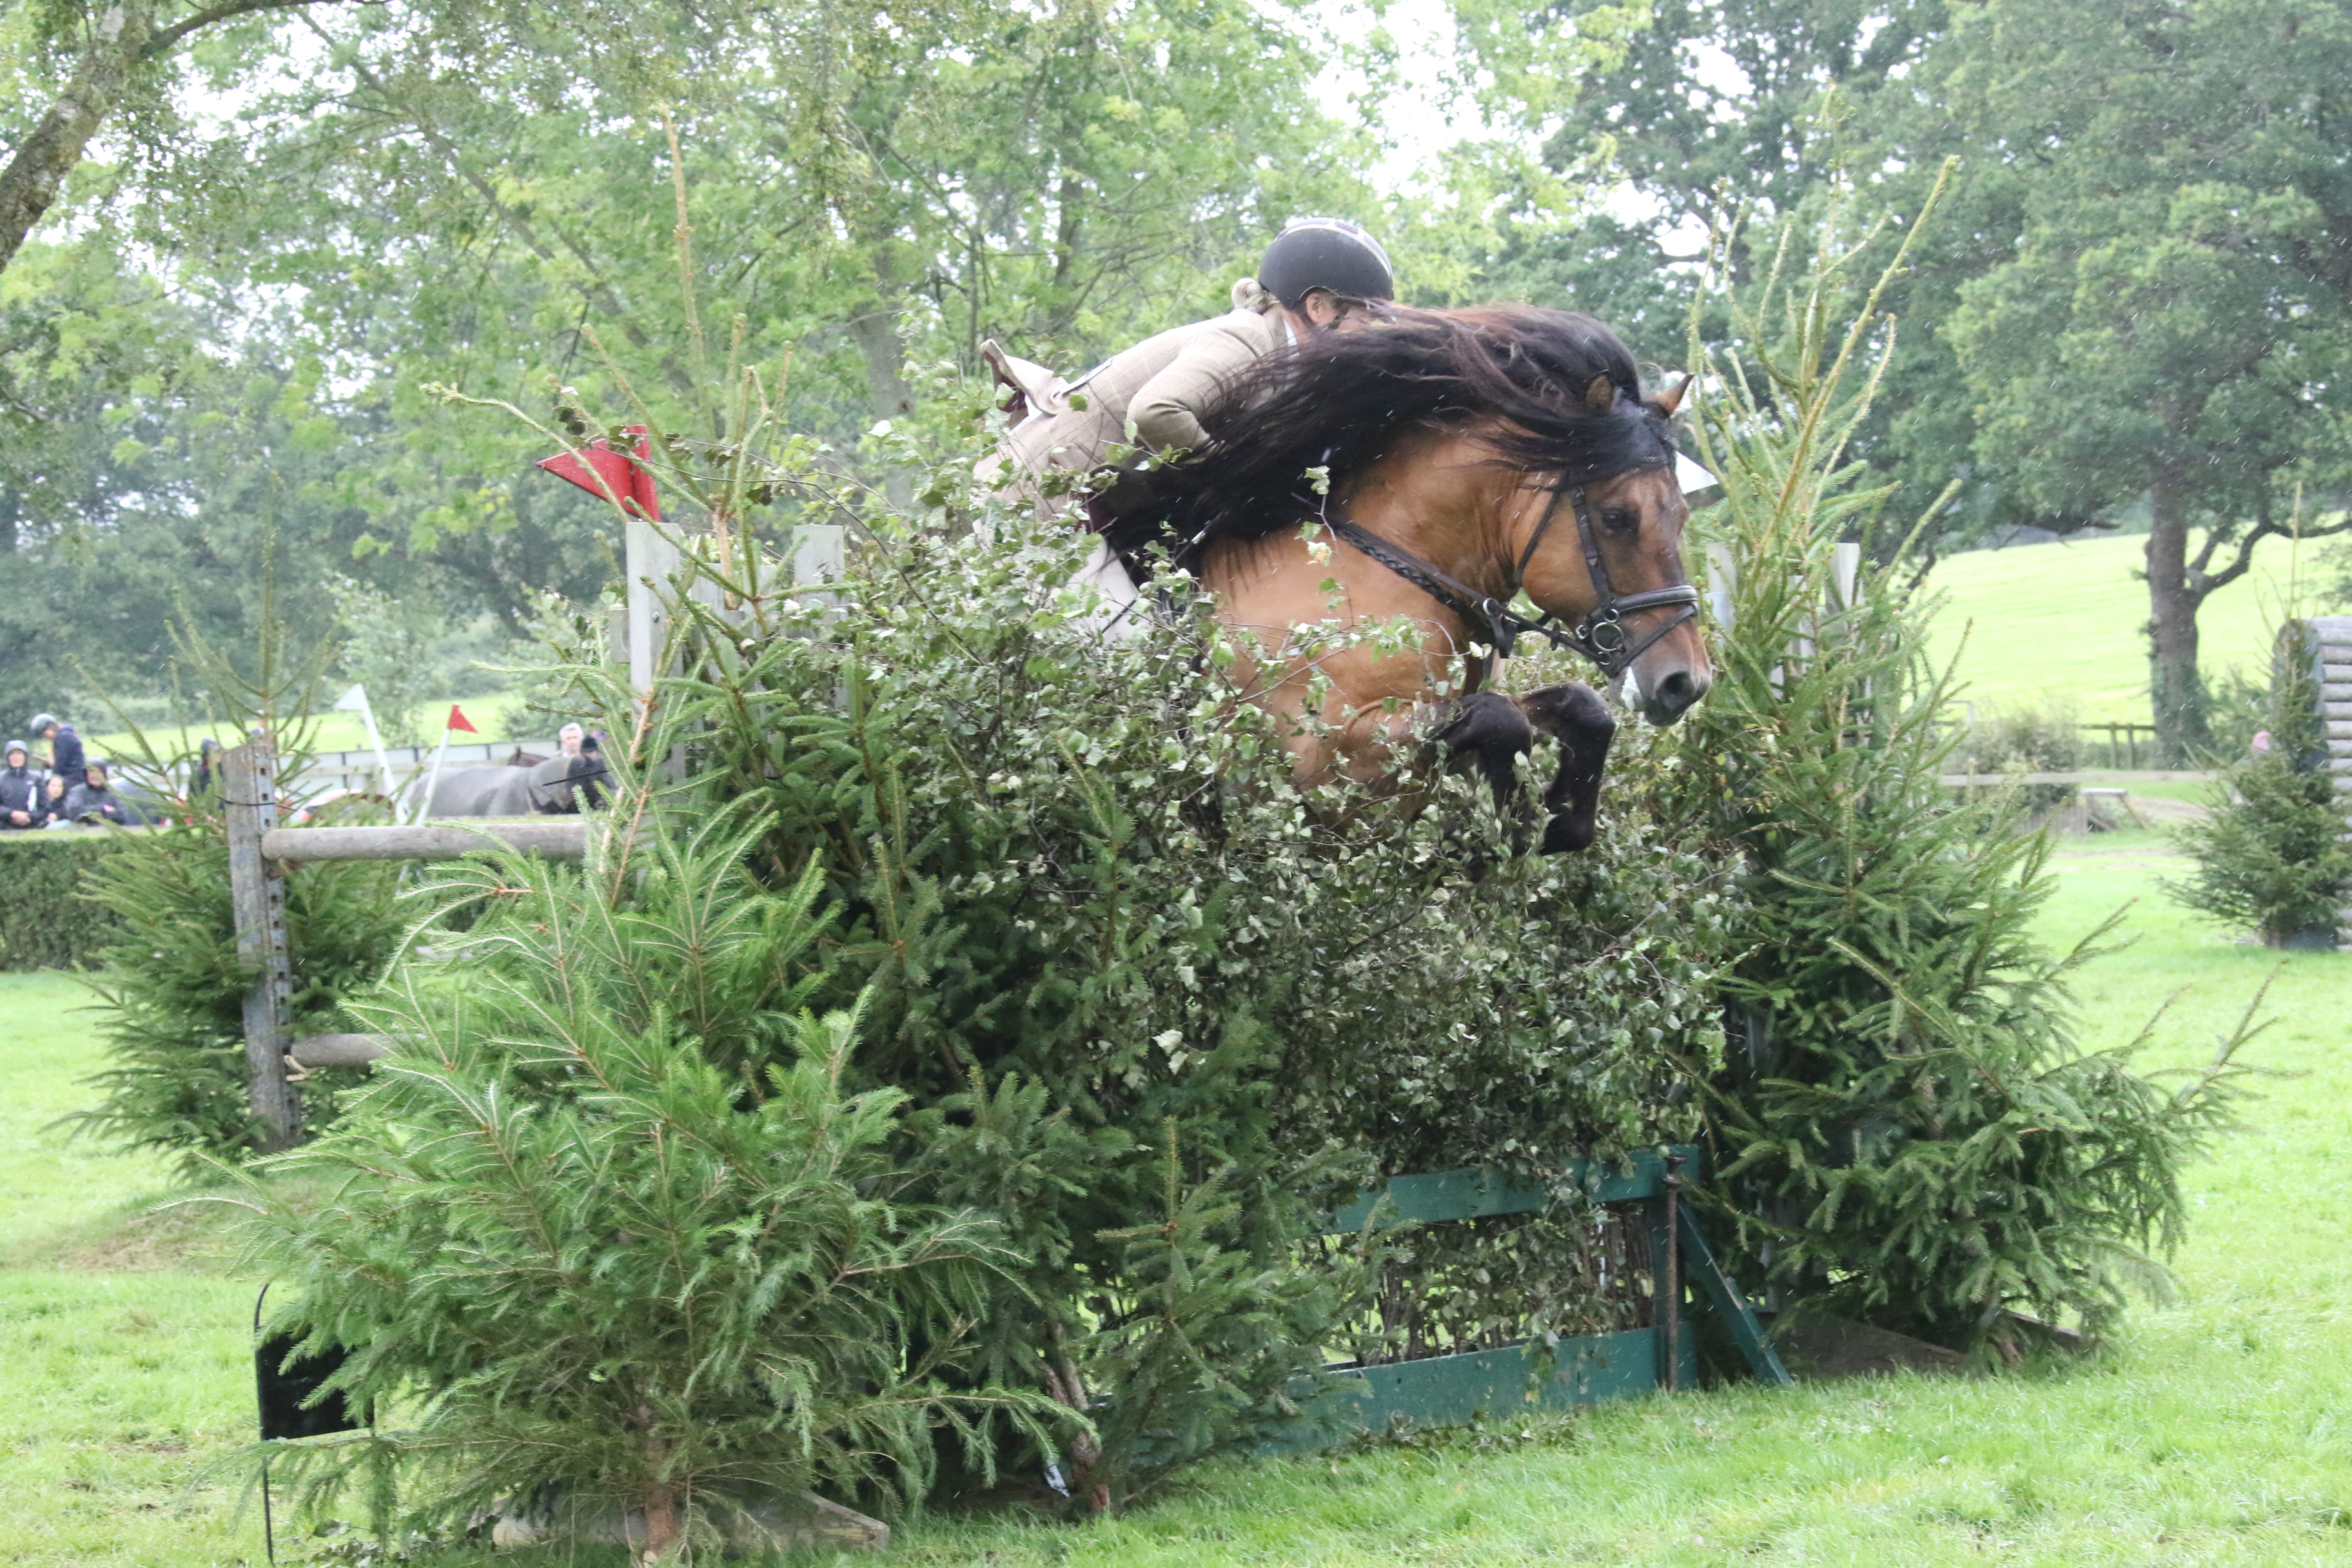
[1583,373,1616,412]
[1652,374,1690,417]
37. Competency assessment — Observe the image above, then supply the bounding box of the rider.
[995,217,1396,519]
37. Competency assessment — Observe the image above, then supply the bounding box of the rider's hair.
[1127,306,1675,552]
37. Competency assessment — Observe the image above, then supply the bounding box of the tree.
[2169,646,2352,946]
[1674,199,2260,1354]
[239,816,1068,1555]
[1543,0,2352,757]
[1536,0,1944,250]
[1494,0,1980,524]
[1930,0,2352,760]
[0,233,605,725]
[0,0,309,276]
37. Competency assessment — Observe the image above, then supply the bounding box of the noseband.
[1312,478,1700,681]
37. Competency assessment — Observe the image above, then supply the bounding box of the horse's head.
[1513,376,1712,725]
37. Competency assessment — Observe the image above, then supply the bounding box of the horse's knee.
[1520,683,1614,749]
[1429,691,1536,804]
[1433,690,1536,752]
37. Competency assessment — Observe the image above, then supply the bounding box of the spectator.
[190,738,222,803]
[38,774,67,827]
[558,722,585,757]
[573,732,607,810]
[62,761,130,825]
[28,714,83,782]
[1,741,41,828]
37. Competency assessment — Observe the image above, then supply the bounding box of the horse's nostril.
[1655,671,1696,710]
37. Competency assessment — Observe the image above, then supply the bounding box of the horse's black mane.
[1113,305,1674,559]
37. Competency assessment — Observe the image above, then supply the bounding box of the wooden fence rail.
[221,734,593,1144]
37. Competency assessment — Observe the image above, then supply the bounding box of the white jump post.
[2293,616,2352,940]
[220,734,302,1151]
[626,513,681,695]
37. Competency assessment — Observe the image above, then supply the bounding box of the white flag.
[331,683,370,713]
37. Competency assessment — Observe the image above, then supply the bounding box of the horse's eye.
[1600,507,1641,535]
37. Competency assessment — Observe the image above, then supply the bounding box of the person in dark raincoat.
[61,761,130,825]
[0,741,41,828]
[29,714,83,783]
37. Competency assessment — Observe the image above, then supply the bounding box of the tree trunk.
[636,1480,680,1563]
[2144,467,2212,765]
[847,294,916,511]
[0,1,151,277]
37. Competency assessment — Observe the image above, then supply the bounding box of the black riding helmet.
[1258,217,1394,309]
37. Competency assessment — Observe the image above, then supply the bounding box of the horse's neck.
[1347,435,1519,599]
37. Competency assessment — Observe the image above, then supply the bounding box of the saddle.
[981,338,1078,424]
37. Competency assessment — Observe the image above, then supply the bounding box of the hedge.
[0,830,127,972]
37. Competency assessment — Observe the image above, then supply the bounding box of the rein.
[1311,479,1700,680]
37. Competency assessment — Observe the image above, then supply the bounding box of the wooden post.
[222,736,302,1150]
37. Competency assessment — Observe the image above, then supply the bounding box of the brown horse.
[1115,305,1710,852]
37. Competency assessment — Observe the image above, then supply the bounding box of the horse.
[423,752,608,818]
[1106,304,1711,852]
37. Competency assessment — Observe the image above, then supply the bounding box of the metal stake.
[1661,1151,1685,1391]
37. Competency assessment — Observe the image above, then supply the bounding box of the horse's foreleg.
[1517,683,1616,854]
[1424,691,1538,810]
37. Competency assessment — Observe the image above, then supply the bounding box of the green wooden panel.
[1676,1204,1796,1387]
[1321,1146,1702,1234]
[1273,1325,1698,1451]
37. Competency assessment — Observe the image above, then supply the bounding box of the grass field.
[76,691,545,765]
[1916,531,2337,725]
[5,833,2348,1567]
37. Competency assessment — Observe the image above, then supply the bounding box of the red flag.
[446,705,478,734]
[536,426,660,521]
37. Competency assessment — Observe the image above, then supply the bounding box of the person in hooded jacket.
[37,774,67,827]
[61,761,129,825]
[29,714,83,784]
[1,741,42,828]
[188,737,222,807]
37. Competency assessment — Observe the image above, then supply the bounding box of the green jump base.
[1268,1322,1699,1452]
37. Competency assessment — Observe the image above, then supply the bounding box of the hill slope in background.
[1916,532,2333,721]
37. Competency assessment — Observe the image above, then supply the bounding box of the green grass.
[5,836,2348,1567]
[76,691,545,764]
[1918,531,2334,724]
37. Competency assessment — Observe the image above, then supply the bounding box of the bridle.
[1309,475,1701,680]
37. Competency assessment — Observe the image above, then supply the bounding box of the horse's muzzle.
[1638,665,1710,726]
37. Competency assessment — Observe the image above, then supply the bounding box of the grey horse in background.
[425,752,607,818]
